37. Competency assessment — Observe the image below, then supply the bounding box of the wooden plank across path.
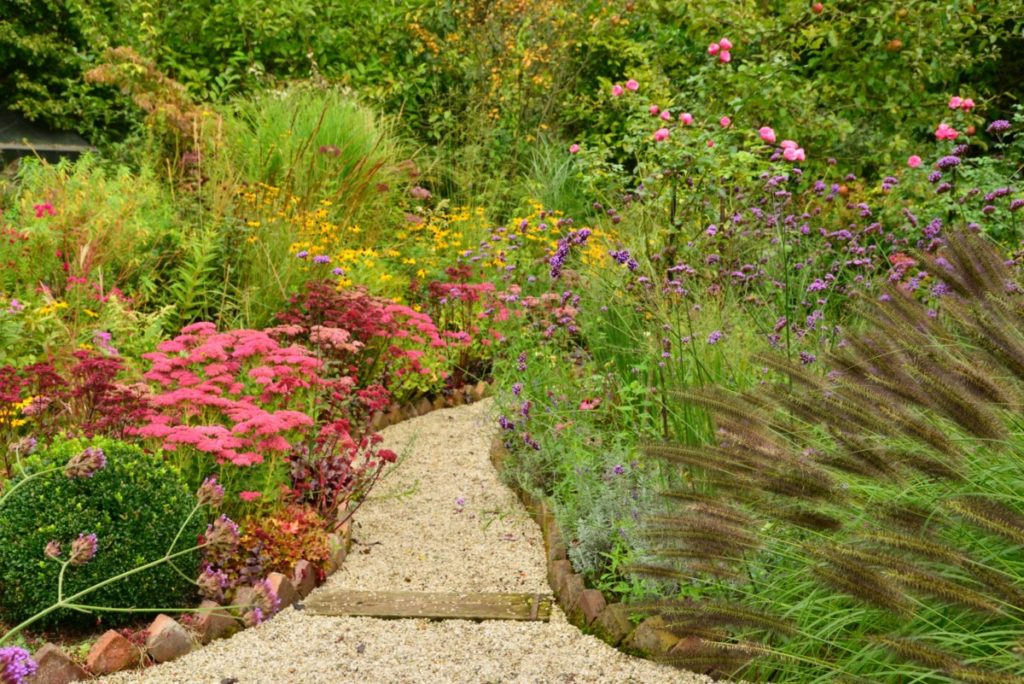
[305,589,553,622]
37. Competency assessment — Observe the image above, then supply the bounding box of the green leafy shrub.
[0,438,203,627]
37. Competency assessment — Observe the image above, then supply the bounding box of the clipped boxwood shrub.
[0,438,204,627]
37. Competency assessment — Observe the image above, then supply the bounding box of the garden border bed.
[488,436,693,665]
[23,381,494,683]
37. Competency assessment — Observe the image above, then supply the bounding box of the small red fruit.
[966,125,976,136]
[812,2,824,13]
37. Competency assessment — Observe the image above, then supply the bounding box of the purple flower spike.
[0,646,37,684]
[65,447,106,478]
[69,533,98,565]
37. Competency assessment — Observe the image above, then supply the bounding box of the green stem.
[0,466,62,508]
[0,543,207,646]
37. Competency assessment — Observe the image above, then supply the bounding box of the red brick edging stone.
[27,382,492,683]
[489,437,687,663]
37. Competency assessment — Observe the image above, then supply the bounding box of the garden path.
[104,399,714,684]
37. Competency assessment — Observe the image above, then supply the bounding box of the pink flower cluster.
[935,123,959,141]
[136,323,320,466]
[780,139,806,162]
[610,79,640,97]
[707,37,733,63]
[948,96,975,111]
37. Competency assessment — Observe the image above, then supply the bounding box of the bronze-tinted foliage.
[637,232,1024,679]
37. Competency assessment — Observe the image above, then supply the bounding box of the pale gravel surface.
[104,399,714,684]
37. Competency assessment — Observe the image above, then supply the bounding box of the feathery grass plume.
[665,639,788,676]
[642,443,759,478]
[639,599,799,636]
[878,502,935,534]
[892,449,965,481]
[888,564,1004,615]
[905,360,1008,441]
[946,496,1024,545]
[863,530,964,565]
[824,543,1003,614]
[774,506,843,531]
[872,635,1024,684]
[946,356,1022,408]
[826,430,901,479]
[807,545,914,616]
[624,562,726,582]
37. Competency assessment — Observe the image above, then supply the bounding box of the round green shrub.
[0,438,204,627]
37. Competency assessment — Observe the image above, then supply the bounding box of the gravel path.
[104,399,715,684]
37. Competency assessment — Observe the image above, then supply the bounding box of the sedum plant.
[634,231,1024,682]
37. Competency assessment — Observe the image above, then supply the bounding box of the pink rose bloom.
[907,154,922,168]
[758,126,776,143]
[660,109,672,121]
[649,104,660,116]
[780,139,798,150]
[783,146,806,162]
[679,112,694,125]
[719,37,733,50]
[935,123,958,141]
[626,79,639,91]
[708,42,720,55]
[948,96,963,109]
[611,84,624,97]
[653,127,670,142]
[719,116,731,128]
[719,50,731,63]
[239,491,262,502]
[961,98,975,111]
[569,144,580,154]
[706,139,715,148]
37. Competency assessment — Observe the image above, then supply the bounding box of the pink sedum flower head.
[625,79,639,92]
[679,112,694,125]
[649,104,660,116]
[708,42,720,55]
[780,139,798,150]
[907,155,922,168]
[718,37,733,50]
[239,491,262,502]
[568,143,580,154]
[611,84,624,97]
[719,116,731,128]
[707,139,715,148]
[719,50,731,63]
[653,127,670,142]
[759,127,776,143]
[660,109,672,121]
[960,97,975,111]
[948,96,963,109]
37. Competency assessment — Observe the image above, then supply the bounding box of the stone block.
[292,559,317,598]
[592,603,633,646]
[85,630,140,675]
[416,397,433,416]
[578,589,606,627]
[623,616,680,657]
[195,600,237,644]
[547,559,572,596]
[266,571,300,610]
[560,573,585,617]
[145,614,193,663]
[29,643,88,683]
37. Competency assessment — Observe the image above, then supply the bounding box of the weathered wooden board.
[305,589,552,622]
